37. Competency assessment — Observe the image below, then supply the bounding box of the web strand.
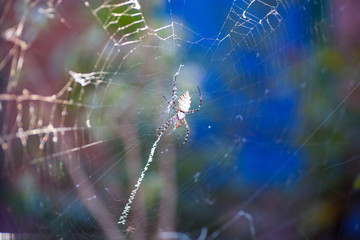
[118,132,163,225]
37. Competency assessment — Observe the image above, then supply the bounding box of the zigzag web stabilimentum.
[1,0,359,239]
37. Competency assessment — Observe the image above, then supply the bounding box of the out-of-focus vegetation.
[1,0,360,239]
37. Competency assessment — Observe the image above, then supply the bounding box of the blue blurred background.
[1,0,360,239]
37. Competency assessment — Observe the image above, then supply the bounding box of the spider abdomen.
[178,91,191,112]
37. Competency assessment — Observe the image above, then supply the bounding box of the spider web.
[1,0,360,239]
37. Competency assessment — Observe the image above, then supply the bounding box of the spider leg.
[186,86,202,115]
[157,120,173,137]
[154,117,174,136]
[154,118,173,132]
[163,95,177,111]
[182,118,190,145]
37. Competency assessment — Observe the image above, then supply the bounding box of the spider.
[124,225,136,235]
[154,66,202,145]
